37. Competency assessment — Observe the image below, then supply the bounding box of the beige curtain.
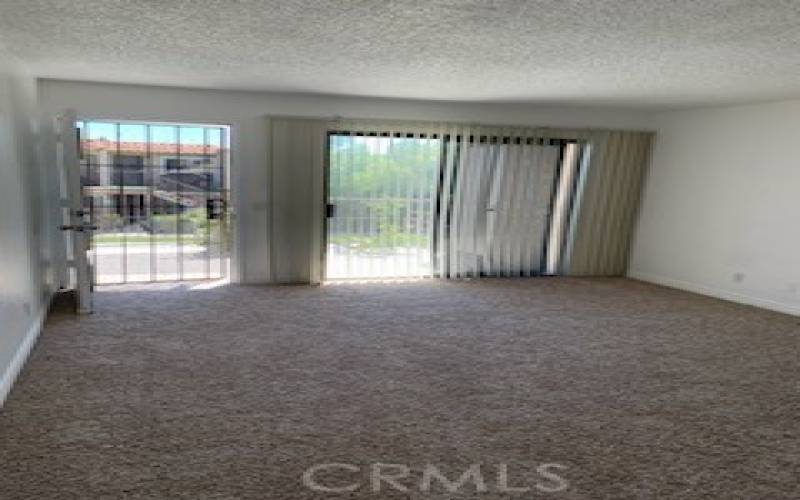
[269,117,327,284]
[563,130,654,276]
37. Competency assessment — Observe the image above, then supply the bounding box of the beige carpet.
[1,278,798,499]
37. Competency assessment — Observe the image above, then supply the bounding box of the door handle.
[60,225,98,232]
[326,203,336,218]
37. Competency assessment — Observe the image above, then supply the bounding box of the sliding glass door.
[324,128,586,282]
[78,120,230,284]
[326,133,441,279]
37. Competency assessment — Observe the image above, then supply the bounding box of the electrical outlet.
[733,272,745,283]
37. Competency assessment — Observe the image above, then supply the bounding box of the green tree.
[329,136,440,251]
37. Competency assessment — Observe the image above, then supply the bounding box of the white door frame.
[56,109,93,313]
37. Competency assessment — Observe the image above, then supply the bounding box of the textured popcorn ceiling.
[1,0,800,108]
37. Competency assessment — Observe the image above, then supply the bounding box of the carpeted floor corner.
[0,278,798,499]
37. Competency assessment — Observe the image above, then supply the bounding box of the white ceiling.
[2,0,800,109]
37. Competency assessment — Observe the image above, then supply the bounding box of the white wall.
[38,79,654,284]
[630,100,800,316]
[0,51,56,404]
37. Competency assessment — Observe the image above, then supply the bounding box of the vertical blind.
[270,118,327,283]
[438,133,565,278]
[564,131,653,276]
[268,117,653,283]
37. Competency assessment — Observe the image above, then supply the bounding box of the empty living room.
[1,1,799,498]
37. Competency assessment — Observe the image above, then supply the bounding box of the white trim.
[628,271,800,317]
[0,306,48,408]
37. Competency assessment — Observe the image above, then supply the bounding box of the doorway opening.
[77,120,231,285]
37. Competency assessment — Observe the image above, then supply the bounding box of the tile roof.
[81,139,222,155]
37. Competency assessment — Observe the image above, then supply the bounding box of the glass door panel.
[79,120,230,284]
[326,133,441,280]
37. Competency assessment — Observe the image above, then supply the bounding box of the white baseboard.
[0,306,48,408]
[628,271,800,317]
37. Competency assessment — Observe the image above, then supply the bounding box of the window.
[112,154,145,186]
[165,158,187,171]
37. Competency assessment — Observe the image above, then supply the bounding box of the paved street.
[92,243,228,283]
